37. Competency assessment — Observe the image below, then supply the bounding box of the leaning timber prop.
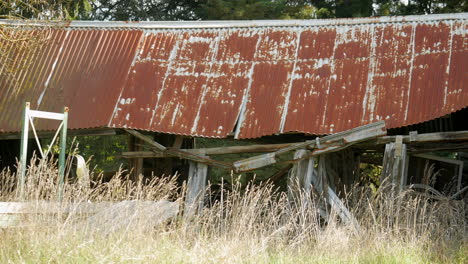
[288,150,360,230]
[233,121,387,172]
[124,129,232,170]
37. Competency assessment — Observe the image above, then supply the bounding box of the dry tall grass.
[0,159,466,263]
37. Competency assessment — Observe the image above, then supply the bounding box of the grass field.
[0,161,466,263]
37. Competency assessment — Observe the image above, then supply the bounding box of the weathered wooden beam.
[184,158,209,217]
[124,129,232,170]
[125,129,166,151]
[375,131,468,145]
[288,150,314,204]
[234,121,386,172]
[172,136,184,149]
[122,151,166,158]
[122,142,295,158]
[407,142,468,153]
[312,155,359,229]
[380,136,408,192]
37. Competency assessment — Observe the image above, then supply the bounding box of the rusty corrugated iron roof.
[0,13,467,139]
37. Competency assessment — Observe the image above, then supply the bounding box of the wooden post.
[128,135,143,180]
[288,150,314,204]
[184,154,208,217]
[381,136,408,192]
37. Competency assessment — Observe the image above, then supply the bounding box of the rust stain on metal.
[0,14,467,139]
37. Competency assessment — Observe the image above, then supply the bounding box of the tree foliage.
[1,0,466,21]
[0,0,94,20]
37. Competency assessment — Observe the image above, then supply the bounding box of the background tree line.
[1,0,467,21]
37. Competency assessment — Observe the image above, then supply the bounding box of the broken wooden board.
[234,121,386,172]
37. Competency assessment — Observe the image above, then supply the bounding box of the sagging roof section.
[0,13,467,139]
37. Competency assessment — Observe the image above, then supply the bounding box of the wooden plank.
[198,143,293,155]
[234,121,386,172]
[326,185,359,229]
[125,129,166,151]
[407,142,468,153]
[288,150,313,204]
[122,151,165,158]
[184,157,208,217]
[310,156,359,230]
[233,153,276,172]
[172,136,184,149]
[122,143,299,158]
[124,129,232,170]
[380,140,408,192]
[409,131,418,142]
[167,148,232,169]
[375,131,468,145]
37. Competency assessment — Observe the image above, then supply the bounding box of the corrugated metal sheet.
[0,28,142,132]
[0,14,467,139]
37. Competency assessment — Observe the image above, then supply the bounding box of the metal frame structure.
[18,102,68,200]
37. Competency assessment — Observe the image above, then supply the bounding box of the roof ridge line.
[0,13,466,29]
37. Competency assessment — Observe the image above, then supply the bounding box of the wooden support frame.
[121,143,294,158]
[122,130,468,169]
[124,129,232,170]
[234,121,386,172]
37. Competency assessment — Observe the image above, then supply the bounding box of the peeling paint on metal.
[0,14,467,138]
